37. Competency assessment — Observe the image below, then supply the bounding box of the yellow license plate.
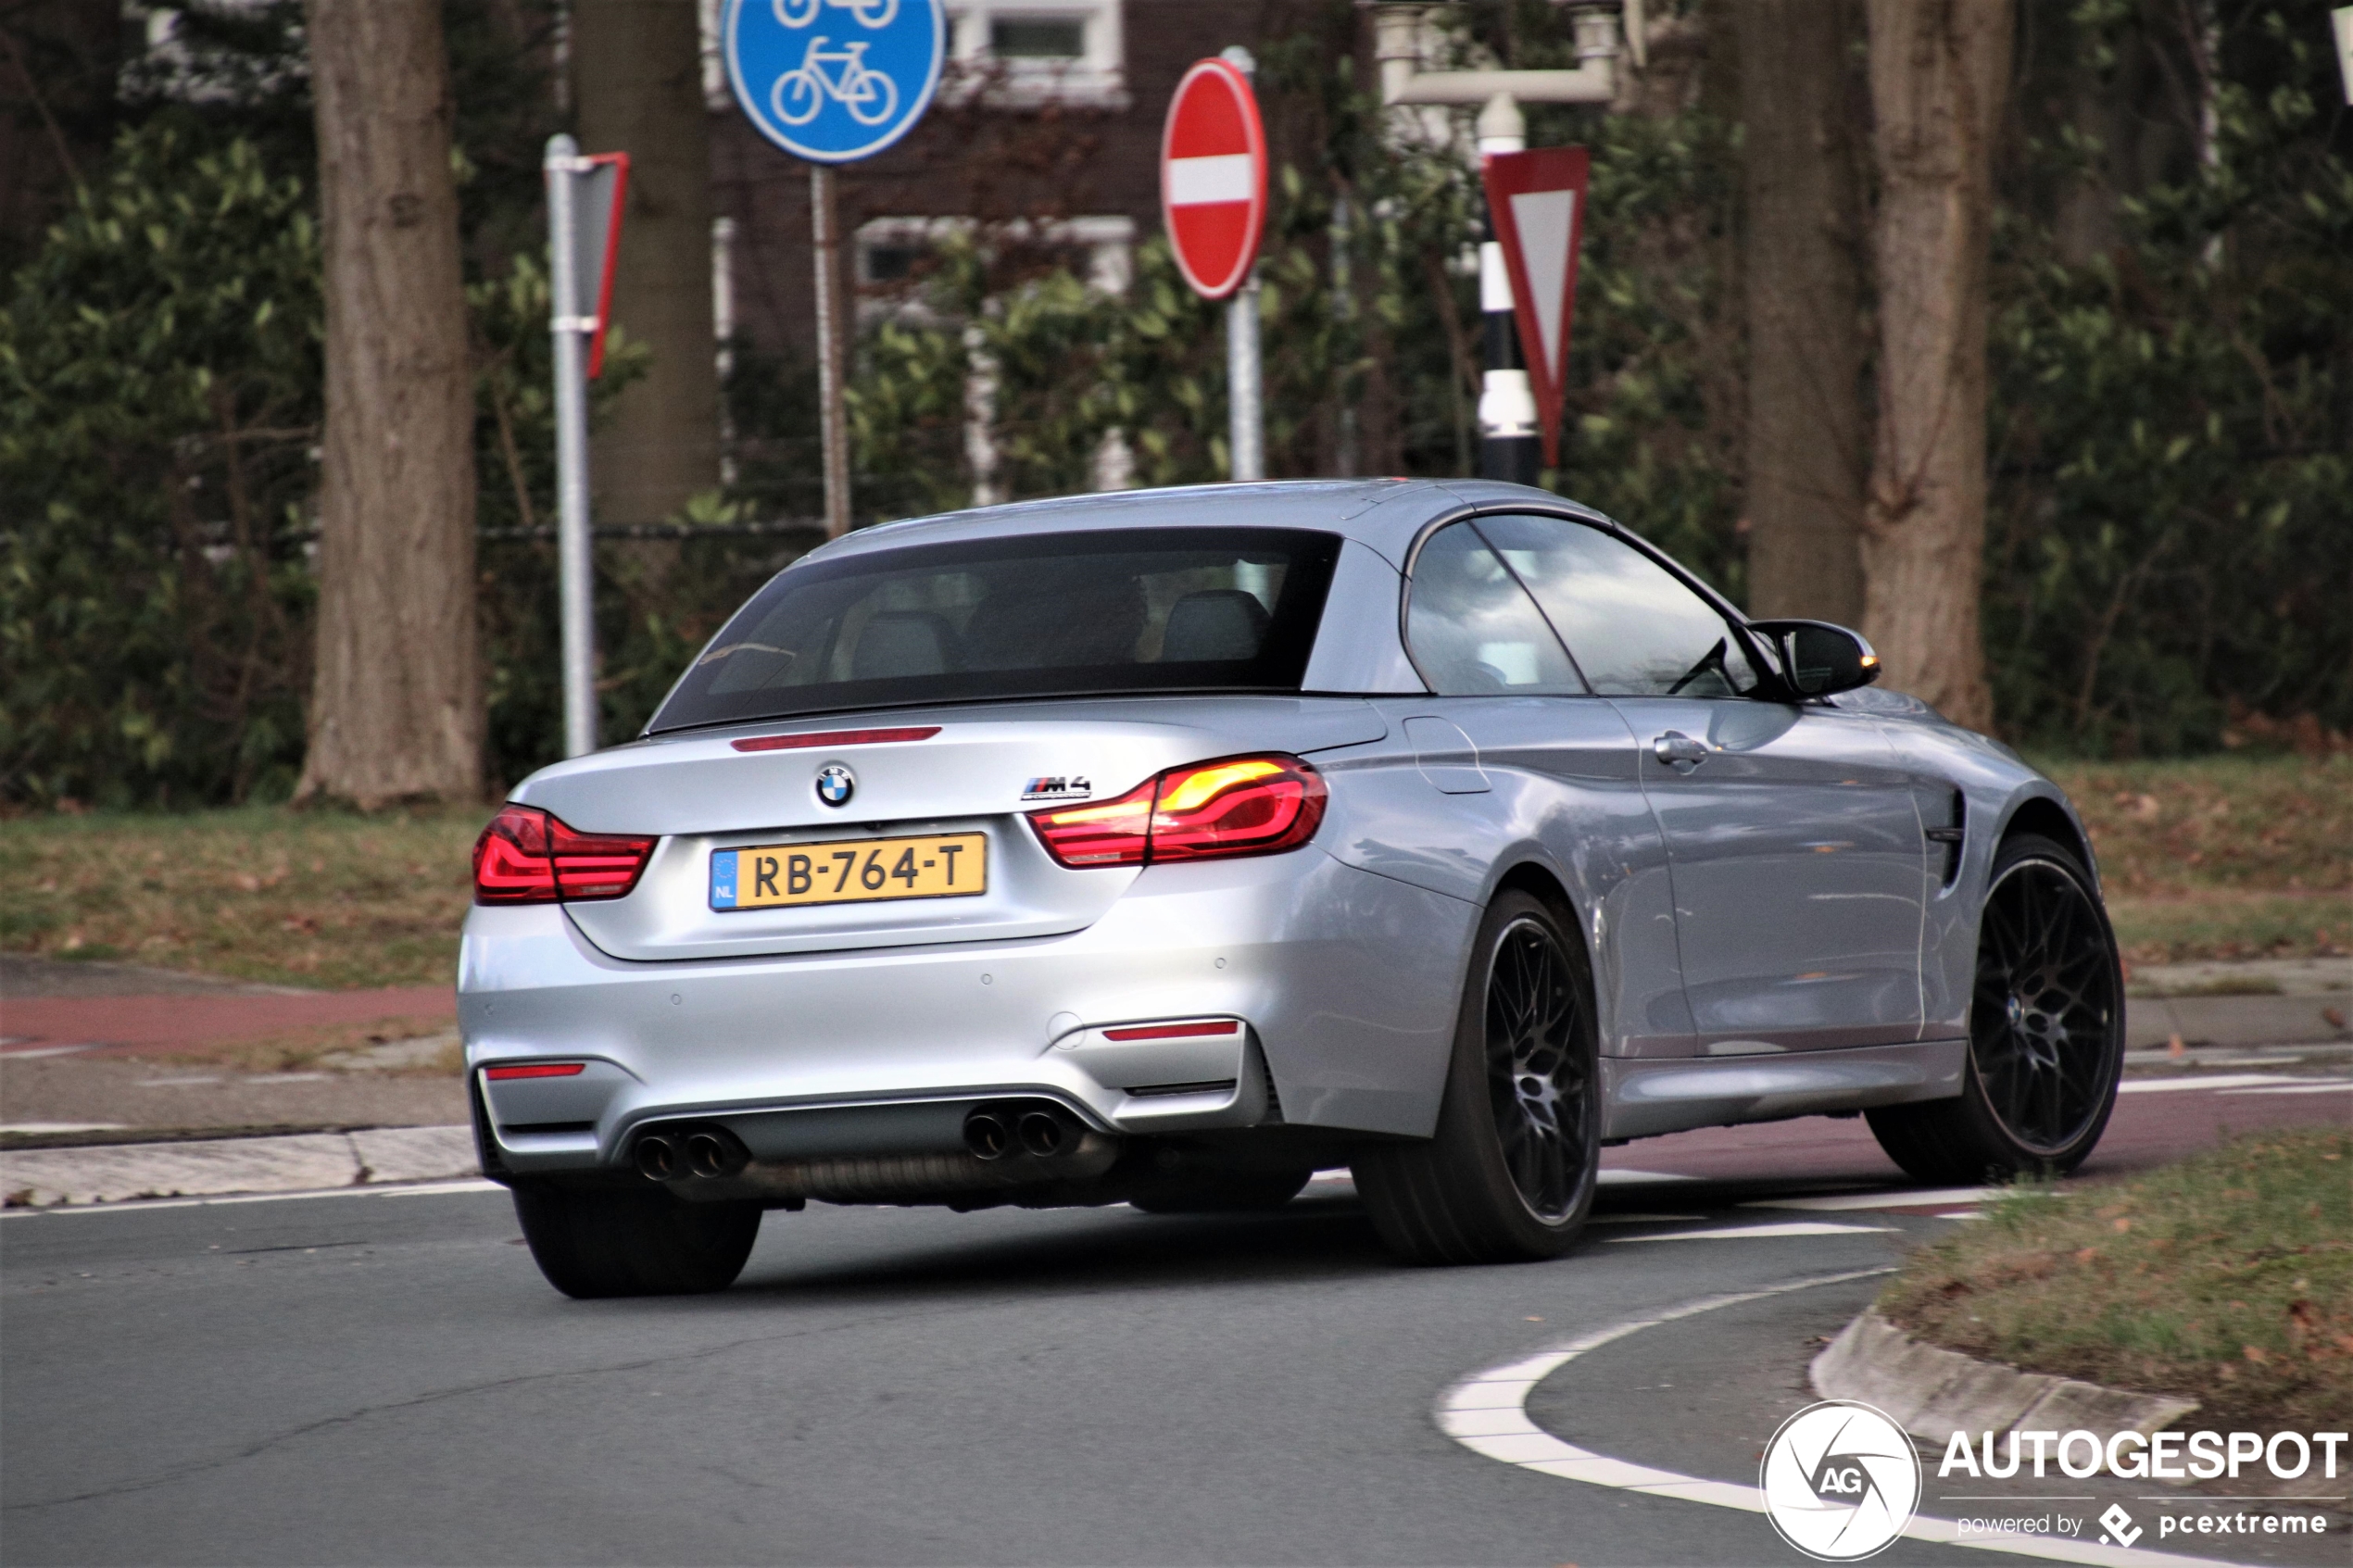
[710,833,987,910]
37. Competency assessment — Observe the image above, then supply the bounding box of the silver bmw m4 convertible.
[461,479,2123,1297]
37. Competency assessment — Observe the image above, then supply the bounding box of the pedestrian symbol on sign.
[723,0,943,164]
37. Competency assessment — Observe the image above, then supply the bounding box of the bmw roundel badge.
[814,763,856,808]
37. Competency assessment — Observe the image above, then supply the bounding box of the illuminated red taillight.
[483,1062,586,1080]
[1026,754,1327,870]
[472,805,657,905]
[1026,776,1158,866]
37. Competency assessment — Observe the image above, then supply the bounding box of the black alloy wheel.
[1970,854,2120,1154]
[1869,833,2124,1184]
[1353,889,1600,1264]
[1485,914,1592,1223]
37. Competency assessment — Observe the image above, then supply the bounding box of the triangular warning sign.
[1483,147,1590,469]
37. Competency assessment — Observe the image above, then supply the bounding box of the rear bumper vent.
[1123,1079,1239,1098]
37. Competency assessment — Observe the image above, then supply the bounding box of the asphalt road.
[3,1076,2345,1568]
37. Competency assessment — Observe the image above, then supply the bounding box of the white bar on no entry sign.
[1167,153,1255,206]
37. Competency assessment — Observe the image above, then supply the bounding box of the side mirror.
[1748,620,1881,698]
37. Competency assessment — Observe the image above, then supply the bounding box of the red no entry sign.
[1161,58,1266,301]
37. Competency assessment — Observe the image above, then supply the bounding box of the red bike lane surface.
[1599,1076,2349,1192]
[1,987,457,1056]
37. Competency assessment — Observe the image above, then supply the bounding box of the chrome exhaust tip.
[633,1134,677,1181]
[1016,1110,1075,1159]
[683,1129,748,1179]
[963,1110,1013,1160]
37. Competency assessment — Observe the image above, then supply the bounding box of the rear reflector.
[1102,1021,1242,1042]
[472,805,657,905]
[1027,753,1326,870]
[732,725,941,753]
[484,1062,586,1080]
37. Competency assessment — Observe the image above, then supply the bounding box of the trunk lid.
[519,696,1384,962]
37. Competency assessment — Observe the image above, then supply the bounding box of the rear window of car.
[647,526,1344,734]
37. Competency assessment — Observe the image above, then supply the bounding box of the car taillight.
[1027,754,1326,870]
[472,804,657,905]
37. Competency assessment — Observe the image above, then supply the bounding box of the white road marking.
[0,1044,95,1059]
[1742,1186,1995,1211]
[1606,1221,1892,1243]
[1597,1168,1700,1185]
[2216,1081,2352,1096]
[0,1177,503,1217]
[2118,1073,2309,1093]
[0,1123,127,1135]
[1434,1270,2255,1567]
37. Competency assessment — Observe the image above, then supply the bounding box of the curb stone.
[0,1123,479,1207]
[1811,1306,2198,1446]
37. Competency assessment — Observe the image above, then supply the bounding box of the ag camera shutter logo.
[1759,1400,1921,1561]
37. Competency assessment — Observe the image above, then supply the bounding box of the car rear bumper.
[459,847,1473,1174]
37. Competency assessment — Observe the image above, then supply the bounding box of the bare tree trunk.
[297,0,481,807]
[1737,0,1868,625]
[1860,0,2008,731]
[573,0,719,527]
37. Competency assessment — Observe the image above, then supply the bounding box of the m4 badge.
[1021,775,1091,802]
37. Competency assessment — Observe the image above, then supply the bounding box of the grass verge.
[2038,755,2352,901]
[2108,892,2352,969]
[1878,1129,2353,1434]
[0,806,479,989]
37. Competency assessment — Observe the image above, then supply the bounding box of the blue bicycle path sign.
[723,0,946,164]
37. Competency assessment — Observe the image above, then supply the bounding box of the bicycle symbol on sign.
[774,0,898,29]
[771,36,900,127]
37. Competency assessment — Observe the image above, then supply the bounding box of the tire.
[512,1183,761,1299]
[1128,1169,1314,1214]
[1352,889,1601,1265]
[1868,832,2124,1185]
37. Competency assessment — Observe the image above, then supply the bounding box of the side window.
[1404,521,1585,696]
[1476,514,1758,697]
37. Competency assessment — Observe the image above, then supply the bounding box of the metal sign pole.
[724,2,944,541]
[1226,273,1265,483]
[1475,95,1541,485]
[812,166,853,537]
[1220,46,1264,484]
[545,133,598,759]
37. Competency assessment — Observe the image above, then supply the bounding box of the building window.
[989,18,1084,59]
[947,1,1125,108]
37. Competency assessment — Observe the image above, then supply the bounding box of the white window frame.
[944,1,1126,110]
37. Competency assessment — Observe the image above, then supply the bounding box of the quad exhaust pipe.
[638,1104,1091,1183]
[633,1125,747,1182]
[963,1102,1085,1161]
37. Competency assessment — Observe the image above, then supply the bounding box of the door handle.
[1653,732,1709,769]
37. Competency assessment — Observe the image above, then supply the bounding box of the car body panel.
[1311,695,1694,1060]
[522,697,1387,962]
[1607,693,1929,1054]
[464,843,1472,1158]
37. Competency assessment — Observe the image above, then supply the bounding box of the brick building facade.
[711,1,1293,362]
